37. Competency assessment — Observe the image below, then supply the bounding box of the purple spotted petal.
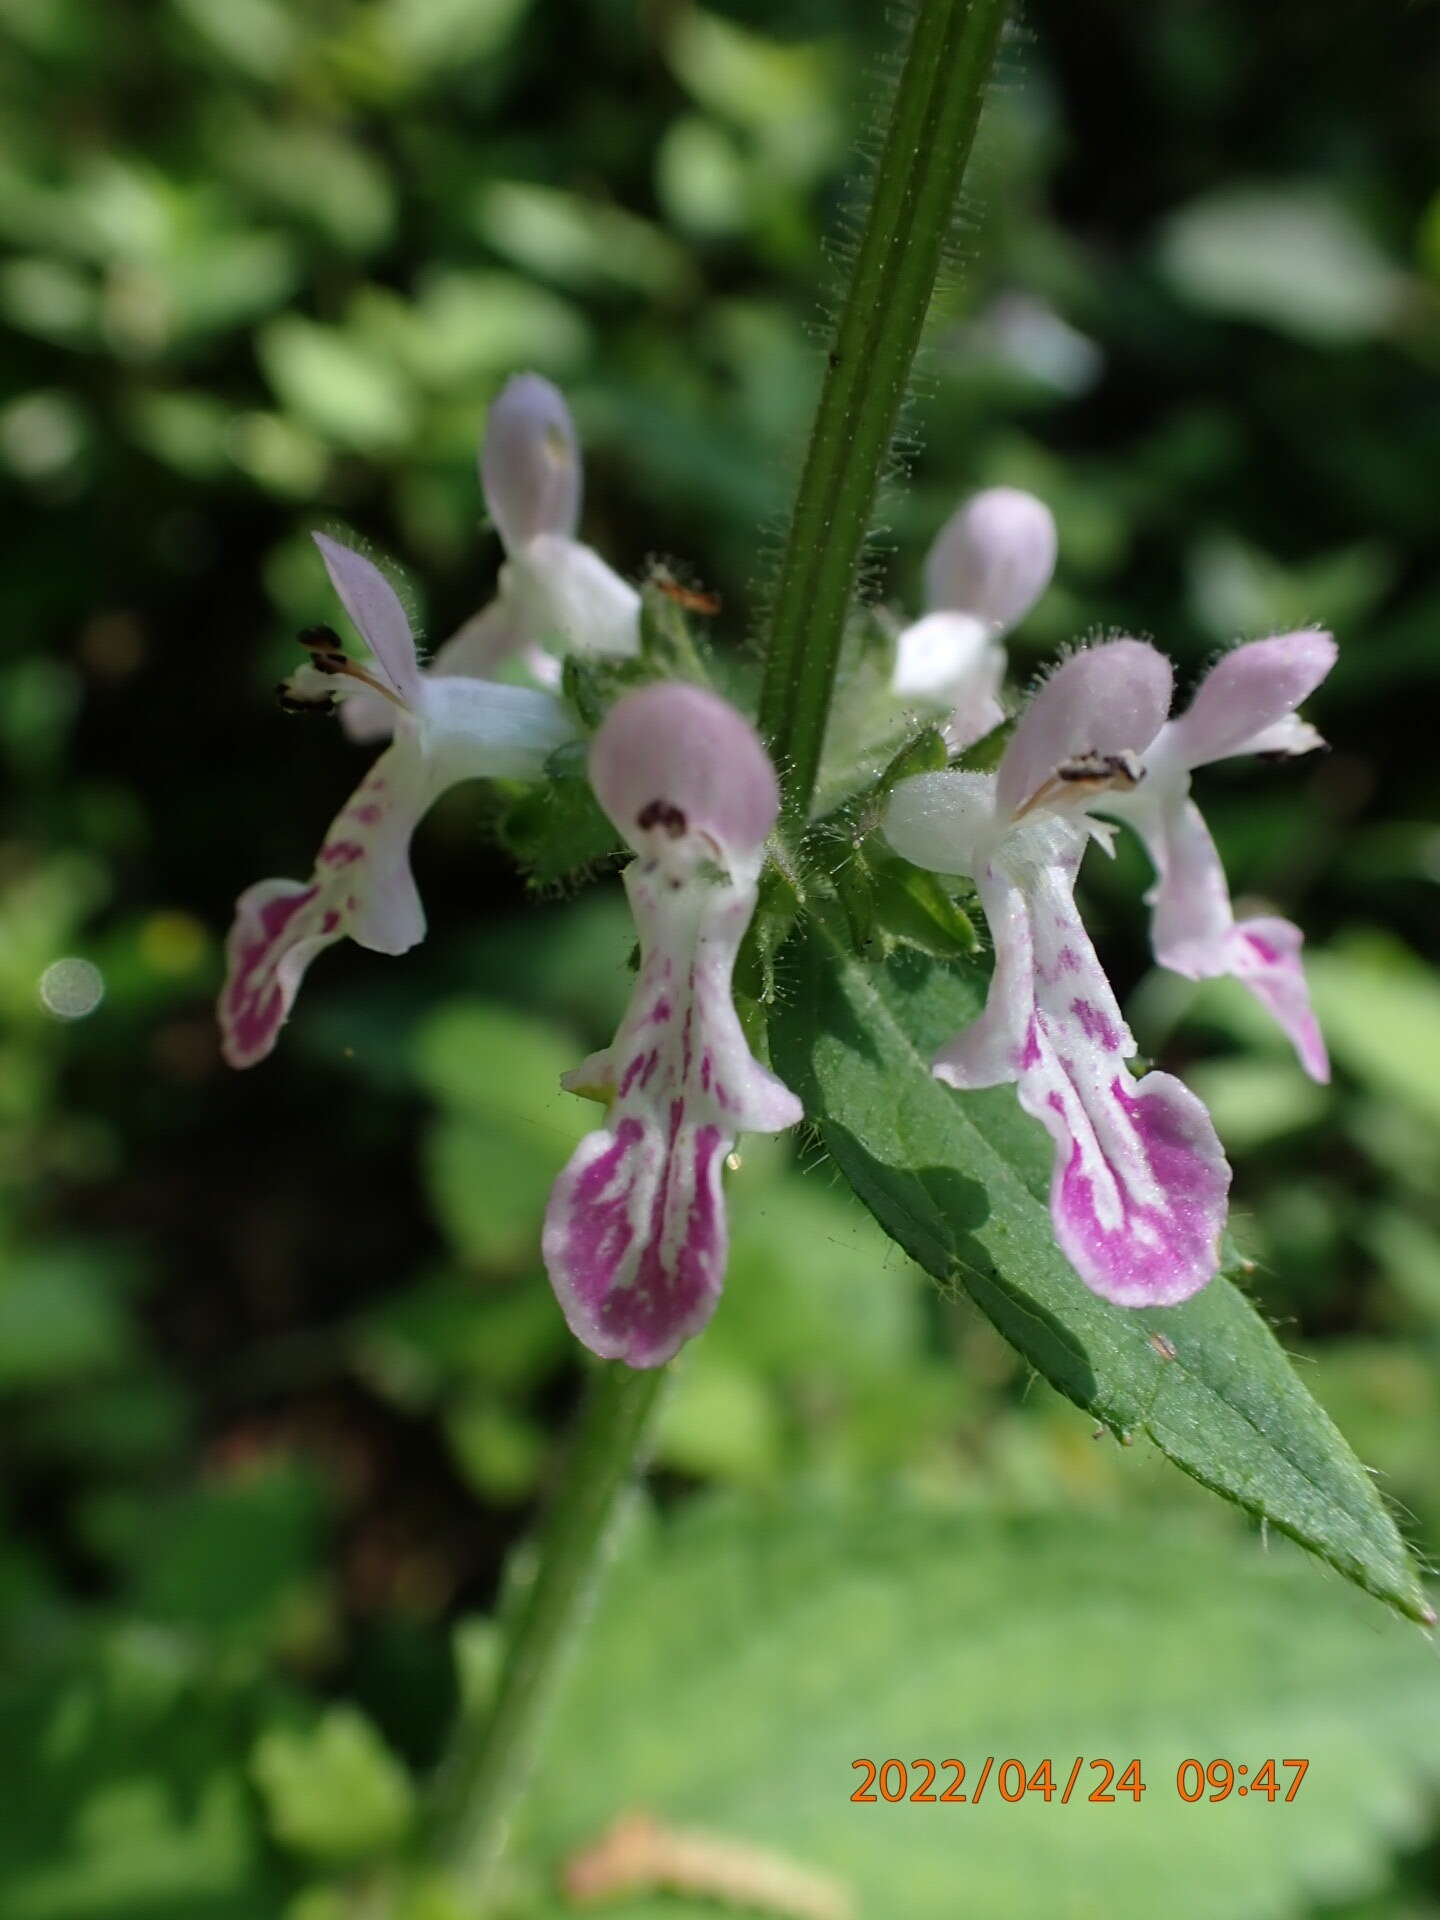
[481,372,581,553]
[543,860,801,1366]
[1114,788,1328,1083]
[1172,631,1336,768]
[935,858,1229,1305]
[219,744,429,1068]
[1040,1066,1231,1308]
[313,534,421,708]
[219,879,344,1069]
[997,639,1173,821]
[544,1109,730,1368]
[589,683,781,869]
[1228,917,1329,1083]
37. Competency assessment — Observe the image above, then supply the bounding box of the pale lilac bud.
[480,373,582,554]
[924,487,1058,635]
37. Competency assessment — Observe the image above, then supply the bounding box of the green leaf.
[257,314,417,453]
[0,1247,134,1391]
[1307,933,1440,1133]
[473,183,692,298]
[769,917,1429,1622]
[251,1706,415,1864]
[80,1461,327,1649]
[521,1497,1440,1920]
[865,845,979,961]
[0,1629,278,1918]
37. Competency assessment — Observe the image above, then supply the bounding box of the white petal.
[892,612,991,700]
[505,534,640,661]
[884,770,999,882]
[417,677,575,786]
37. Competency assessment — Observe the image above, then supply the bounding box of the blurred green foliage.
[3,0,1439,1913]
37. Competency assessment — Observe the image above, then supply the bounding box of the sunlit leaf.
[770,915,1429,1621]
[521,1497,1440,1920]
[252,1707,415,1864]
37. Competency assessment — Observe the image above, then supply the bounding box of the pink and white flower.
[1097,631,1337,1082]
[885,640,1231,1307]
[219,533,574,1068]
[543,684,802,1367]
[344,373,640,740]
[891,486,1057,751]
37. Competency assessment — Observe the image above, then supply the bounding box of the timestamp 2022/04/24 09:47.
[850,1758,1310,1805]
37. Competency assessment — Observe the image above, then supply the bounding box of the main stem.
[756,0,1010,825]
[429,1361,666,1897]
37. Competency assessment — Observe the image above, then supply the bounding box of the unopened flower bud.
[924,486,1057,635]
[481,372,582,554]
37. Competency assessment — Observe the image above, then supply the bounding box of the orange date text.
[849,1758,1309,1804]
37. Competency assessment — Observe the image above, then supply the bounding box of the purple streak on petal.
[933,861,1229,1305]
[1042,1070,1231,1306]
[218,880,333,1069]
[1119,793,1328,1080]
[313,534,421,707]
[543,859,801,1366]
[543,1110,728,1368]
[1172,631,1337,769]
[1020,1017,1042,1070]
[1228,917,1330,1083]
[217,744,430,1069]
[1069,999,1122,1052]
[481,373,582,554]
[997,639,1173,820]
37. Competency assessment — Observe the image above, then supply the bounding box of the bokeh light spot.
[39,956,104,1020]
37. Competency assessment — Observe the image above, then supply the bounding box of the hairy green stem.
[428,1362,666,1899]
[757,0,1010,823]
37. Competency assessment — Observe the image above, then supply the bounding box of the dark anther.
[297,625,348,674]
[1057,749,1142,788]
[636,798,688,837]
[277,682,336,714]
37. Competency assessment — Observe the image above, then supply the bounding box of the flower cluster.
[220,373,1336,1362]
